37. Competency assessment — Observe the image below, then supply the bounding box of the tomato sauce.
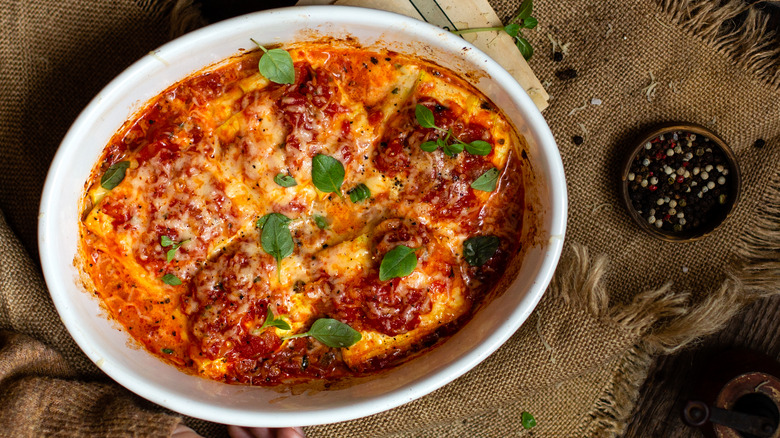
[79,43,528,386]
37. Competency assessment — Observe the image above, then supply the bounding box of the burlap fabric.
[1,1,778,437]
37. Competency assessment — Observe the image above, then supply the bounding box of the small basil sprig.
[463,235,500,267]
[521,411,537,429]
[443,141,465,157]
[311,154,345,198]
[161,236,190,262]
[274,173,297,187]
[283,318,362,348]
[450,0,538,60]
[348,183,371,203]
[379,245,420,281]
[257,213,294,281]
[162,348,174,354]
[259,307,291,331]
[471,168,500,192]
[100,161,130,190]
[251,39,295,84]
[161,273,182,286]
[415,105,492,157]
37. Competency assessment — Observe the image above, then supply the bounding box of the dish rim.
[38,5,567,426]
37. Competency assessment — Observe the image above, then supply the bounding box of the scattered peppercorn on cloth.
[1,2,779,438]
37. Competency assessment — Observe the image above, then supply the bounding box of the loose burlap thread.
[1,0,778,437]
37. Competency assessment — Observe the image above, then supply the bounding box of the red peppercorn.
[682,161,689,167]
[664,214,671,221]
[676,175,685,183]
[649,185,658,191]
[648,171,654,176]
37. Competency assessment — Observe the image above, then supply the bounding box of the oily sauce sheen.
[79,43,527,385]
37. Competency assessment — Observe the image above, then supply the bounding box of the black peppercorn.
[555,68,578,80]
[552,51,563,62]
[572,135,584,145]
[754,139,766,148]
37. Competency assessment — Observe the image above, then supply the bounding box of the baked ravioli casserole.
[78,43,530,386]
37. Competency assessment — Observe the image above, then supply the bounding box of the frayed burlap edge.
[548,233,775,436]
[547,242,746,356]
[735,170,780,297]
[562,174,780,437]
[657,0,780,90]
[541,243,735,437]
[579,344,654,437]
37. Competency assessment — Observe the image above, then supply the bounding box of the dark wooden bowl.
[620,123,741,242]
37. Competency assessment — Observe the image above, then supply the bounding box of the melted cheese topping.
[79,43,527,385]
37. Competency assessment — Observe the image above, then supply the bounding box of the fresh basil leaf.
[313,214,328,230]
[311,154,345,197]
[516,0,533,20]
[258,48,295,85]
[161,273,182,286]
[465,140,492,155]
[347,183,371,203]
[522,16,538,29]
[521,411,537,429]
[471,168,500,192]
[306,318,361,348]
[379,245,419,281]
[162,348,174,354]
[100,161,130,190]
[261,307,291,331]
[420,140,438,152]
[274,173,297,187]
[463,235,500,267]
[258,212,294,279]
[442,141,464,157]
[162,237,190,262]
[257,213,291,229]
[516,36,534,60]
[504,23,521,37]
[415,104,436,129]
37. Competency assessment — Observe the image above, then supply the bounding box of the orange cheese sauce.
[79,43,526,385]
